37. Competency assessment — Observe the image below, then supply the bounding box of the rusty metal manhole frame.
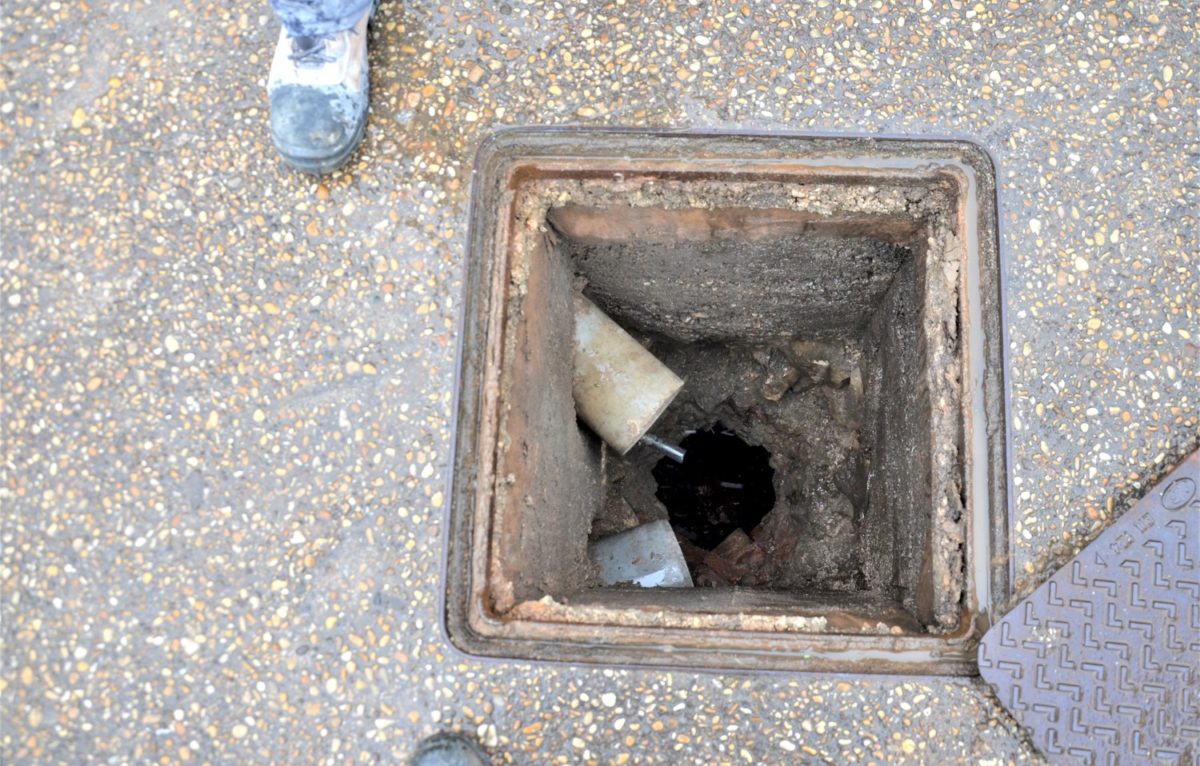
[444,129,1011,674]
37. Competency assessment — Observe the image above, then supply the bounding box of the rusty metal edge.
[441,128,1011,676]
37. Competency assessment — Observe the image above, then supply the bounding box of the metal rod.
[640,433,685,463]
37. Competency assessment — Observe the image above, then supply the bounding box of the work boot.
[409,733,491,766]
[267,6,372,174]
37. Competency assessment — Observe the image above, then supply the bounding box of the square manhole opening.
[447,130,1010,674]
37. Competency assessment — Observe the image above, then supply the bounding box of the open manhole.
[446,130,1010,674]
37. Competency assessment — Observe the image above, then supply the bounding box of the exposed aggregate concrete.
[2,0,1195,763]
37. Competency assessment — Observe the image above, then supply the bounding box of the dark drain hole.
[652,423,776,550]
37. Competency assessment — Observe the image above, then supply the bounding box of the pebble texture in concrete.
[1,1,1196,764]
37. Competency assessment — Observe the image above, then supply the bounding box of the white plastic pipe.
[589,519,694,588]
[573,294,684,455]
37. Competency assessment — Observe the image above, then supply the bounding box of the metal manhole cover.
[979,450,1199,764]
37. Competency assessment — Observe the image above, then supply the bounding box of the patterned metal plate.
[979,450,1199,765]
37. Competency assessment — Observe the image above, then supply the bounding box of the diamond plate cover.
[979,450,1199,765]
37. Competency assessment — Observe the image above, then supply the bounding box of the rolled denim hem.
[270,0,374,36]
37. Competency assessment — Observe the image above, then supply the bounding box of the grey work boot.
[409,733,492,766]
[267,7,372,174]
